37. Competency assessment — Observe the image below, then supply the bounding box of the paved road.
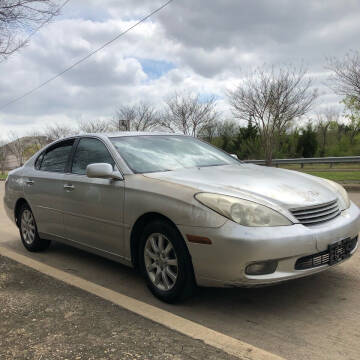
[1,182,360,360]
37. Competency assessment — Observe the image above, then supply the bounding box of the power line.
[0,0,72,65]
[0,0,174,111]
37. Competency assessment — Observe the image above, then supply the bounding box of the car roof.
[46,132,184,148]
[105,131,181,138]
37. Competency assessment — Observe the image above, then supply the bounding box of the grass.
[281,163,360,170]
[280,164,360,183]
[0,172,8,180]
[302,171,360,183]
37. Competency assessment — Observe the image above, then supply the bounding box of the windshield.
[110,135,240,174]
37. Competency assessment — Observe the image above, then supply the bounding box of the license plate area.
[329,238,353,265]
[295,236,357,270]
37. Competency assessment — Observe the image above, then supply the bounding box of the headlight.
[322,179,350,210]
[195,193,292,227]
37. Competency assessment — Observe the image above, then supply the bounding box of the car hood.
[144,164,339,211]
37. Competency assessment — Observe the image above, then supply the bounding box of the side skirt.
[38,232,133,268]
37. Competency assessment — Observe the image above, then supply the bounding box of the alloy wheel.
[144,233,178,291]
[21,209,36,245]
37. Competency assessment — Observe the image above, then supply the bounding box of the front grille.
[290,199,340,226]
[295,236,358,270]
[295,251,330,270]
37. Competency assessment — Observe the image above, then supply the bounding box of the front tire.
[139,220,195,303]
[19,204,51,252]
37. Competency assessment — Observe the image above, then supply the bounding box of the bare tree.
[7,132,26,166]
[198,119,220,143]
[77,119,113,134]
[0,139,8,174]
[43,123,73,141]
[26,130,50,157]
[161,92,218,137]
[327,51,360,100]
[113,102,160,132]
[228,66,317,165]
[316,108,339,156]
[28,129,50,145]
[0,0,61,61]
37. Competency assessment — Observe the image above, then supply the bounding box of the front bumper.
[178,201,360,287]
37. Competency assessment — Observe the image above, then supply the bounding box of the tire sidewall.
[19,204,49,252]
[139,220,194,303]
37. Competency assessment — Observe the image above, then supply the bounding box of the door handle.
[64,184,75,191]
[26,180,34,185]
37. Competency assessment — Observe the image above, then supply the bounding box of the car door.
[62,137,125,255]
[24,139,75,239]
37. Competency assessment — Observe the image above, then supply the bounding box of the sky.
[1,0,360,137]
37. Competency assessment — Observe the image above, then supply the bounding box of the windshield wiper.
[197,164,226,168]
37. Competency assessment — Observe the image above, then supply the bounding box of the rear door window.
[39,140,74,173]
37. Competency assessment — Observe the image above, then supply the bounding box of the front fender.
[124,174,227,229]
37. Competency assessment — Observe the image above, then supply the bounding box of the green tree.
[236,122,260,159]
[216,120,237,153]
[342,96,360,145]
[297,123,318,158]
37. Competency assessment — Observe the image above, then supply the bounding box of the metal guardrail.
[243,156,360,166]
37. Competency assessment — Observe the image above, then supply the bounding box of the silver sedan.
[3,133,360,302]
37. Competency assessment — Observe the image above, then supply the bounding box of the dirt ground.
[0,256,238,360]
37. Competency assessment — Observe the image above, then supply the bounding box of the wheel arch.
[14,198,31,227]
[130,212,192,270]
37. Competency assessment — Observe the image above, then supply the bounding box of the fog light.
[245,261,278,275]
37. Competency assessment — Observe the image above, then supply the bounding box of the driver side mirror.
[86,163,123,180]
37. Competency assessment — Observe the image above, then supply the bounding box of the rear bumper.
[179,201,360,287]
[3,182,16,225]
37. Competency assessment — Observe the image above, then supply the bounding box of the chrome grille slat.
[290,200,340,226]
[299,211,341,225]
[292,203,338,217]
[295,207,339,220]
[291,200,337,215]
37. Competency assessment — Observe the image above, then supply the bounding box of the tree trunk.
[264,136,273,166]
[265,144,273,166]
[265,155,272,167]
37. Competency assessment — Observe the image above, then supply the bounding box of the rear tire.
[19,204,51,252]
[139,220,195,303]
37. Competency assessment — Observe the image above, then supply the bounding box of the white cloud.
[1,0,359,136]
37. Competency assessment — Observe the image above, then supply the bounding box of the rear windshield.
[110,135,239,174]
